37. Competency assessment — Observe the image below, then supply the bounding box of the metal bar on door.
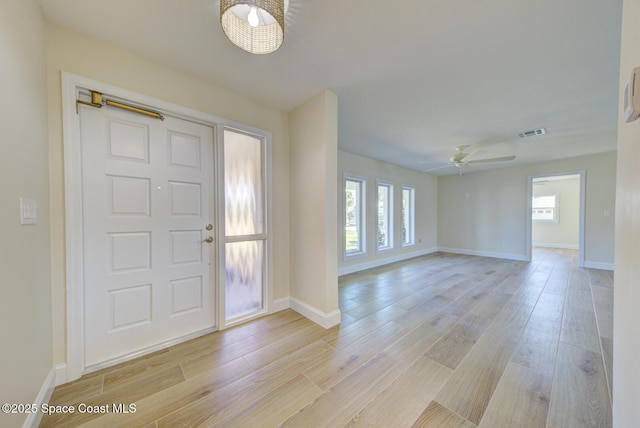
[76,90,164,121]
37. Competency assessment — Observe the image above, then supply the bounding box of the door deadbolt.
[205,224,213,230]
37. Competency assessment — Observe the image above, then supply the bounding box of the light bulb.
[248,6,259,27]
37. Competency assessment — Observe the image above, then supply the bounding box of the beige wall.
[532,176,580,248]
[45,23,291,366]
[289,91,339,320]
[614,0,640,424]
[338,150,439,274]
[438,152,616,267]
[0,1,52,427]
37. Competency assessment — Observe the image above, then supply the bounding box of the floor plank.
[424,313,492,370]
[157,340,335,427]
[280,352,407,428]
[304,321,410,391]
[344,357,452,427]
[560,305,601,353]
[478,362,552,428]
[434,330,520,425]
[205,374,323,427]
[510,321,560,376]
[547,342,612,428]
[411,401,476,428]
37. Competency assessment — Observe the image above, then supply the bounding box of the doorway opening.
[527,172,585,266]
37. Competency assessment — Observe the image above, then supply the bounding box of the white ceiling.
[39,0,623,175]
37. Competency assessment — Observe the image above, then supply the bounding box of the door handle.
[203,236,214,243]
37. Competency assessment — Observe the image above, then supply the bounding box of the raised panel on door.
[80,105,216,369]
[160,120,215,337]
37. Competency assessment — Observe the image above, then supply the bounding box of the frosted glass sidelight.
[223,128,267,323]
[224,130,264,236]
[225,241,264,320]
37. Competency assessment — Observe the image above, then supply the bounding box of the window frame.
[376,180,394,252]
[532,193,559,223]
[344,174,367,258]
[402,186,416,247]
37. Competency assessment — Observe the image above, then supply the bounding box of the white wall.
[614,0,640,425]
[338,151,439,275]
[438,152,616,268]
[0,1,53,427]
[45,24,291,368]
[289,91,340,327]
[532,176,580,249]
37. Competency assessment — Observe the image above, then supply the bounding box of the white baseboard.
[271,297,291,313]
[23,367,56,428]
[437,247,529,262]
[533,242,579,250]
[289,297,341,329]
[338,247,438,276]
[272,297,341,329]
[54,363,67,386]
[584,261,614,271]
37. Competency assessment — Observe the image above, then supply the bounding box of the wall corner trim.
[23,367,56,427]
[54,364,67,387]
[272,297,291,313]
[289,297,341,329]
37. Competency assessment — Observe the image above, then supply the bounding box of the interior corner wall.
[0,1,53,427]
[45,23,291,368]
[289,90,340,323]
[337,151,439,275]
[437,152,616,266]
[614,0,640,424]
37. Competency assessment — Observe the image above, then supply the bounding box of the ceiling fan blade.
[422,164,452,173]
[466,155,516,164]
[459,149,482,161]
[450,153,466,163]
[451,146,483,162]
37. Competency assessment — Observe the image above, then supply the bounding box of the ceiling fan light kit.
[220,0,285,54]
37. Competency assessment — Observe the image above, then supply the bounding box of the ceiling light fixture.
[220,0,285,55]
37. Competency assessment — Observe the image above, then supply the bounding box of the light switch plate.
[624,66,640,123]
[20,198,37,225]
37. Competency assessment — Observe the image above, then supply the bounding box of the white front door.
[80,104,216,368]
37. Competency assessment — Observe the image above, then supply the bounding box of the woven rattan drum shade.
[220,0,285,54]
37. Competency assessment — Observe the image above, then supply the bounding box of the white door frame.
[61,72,273,382]
[526,170,586,267]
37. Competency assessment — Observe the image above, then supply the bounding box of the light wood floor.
[40,248,613,427]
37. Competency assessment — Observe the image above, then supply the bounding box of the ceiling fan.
[423,145,516,175]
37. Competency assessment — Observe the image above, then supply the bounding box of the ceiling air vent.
[518,128,546,138]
